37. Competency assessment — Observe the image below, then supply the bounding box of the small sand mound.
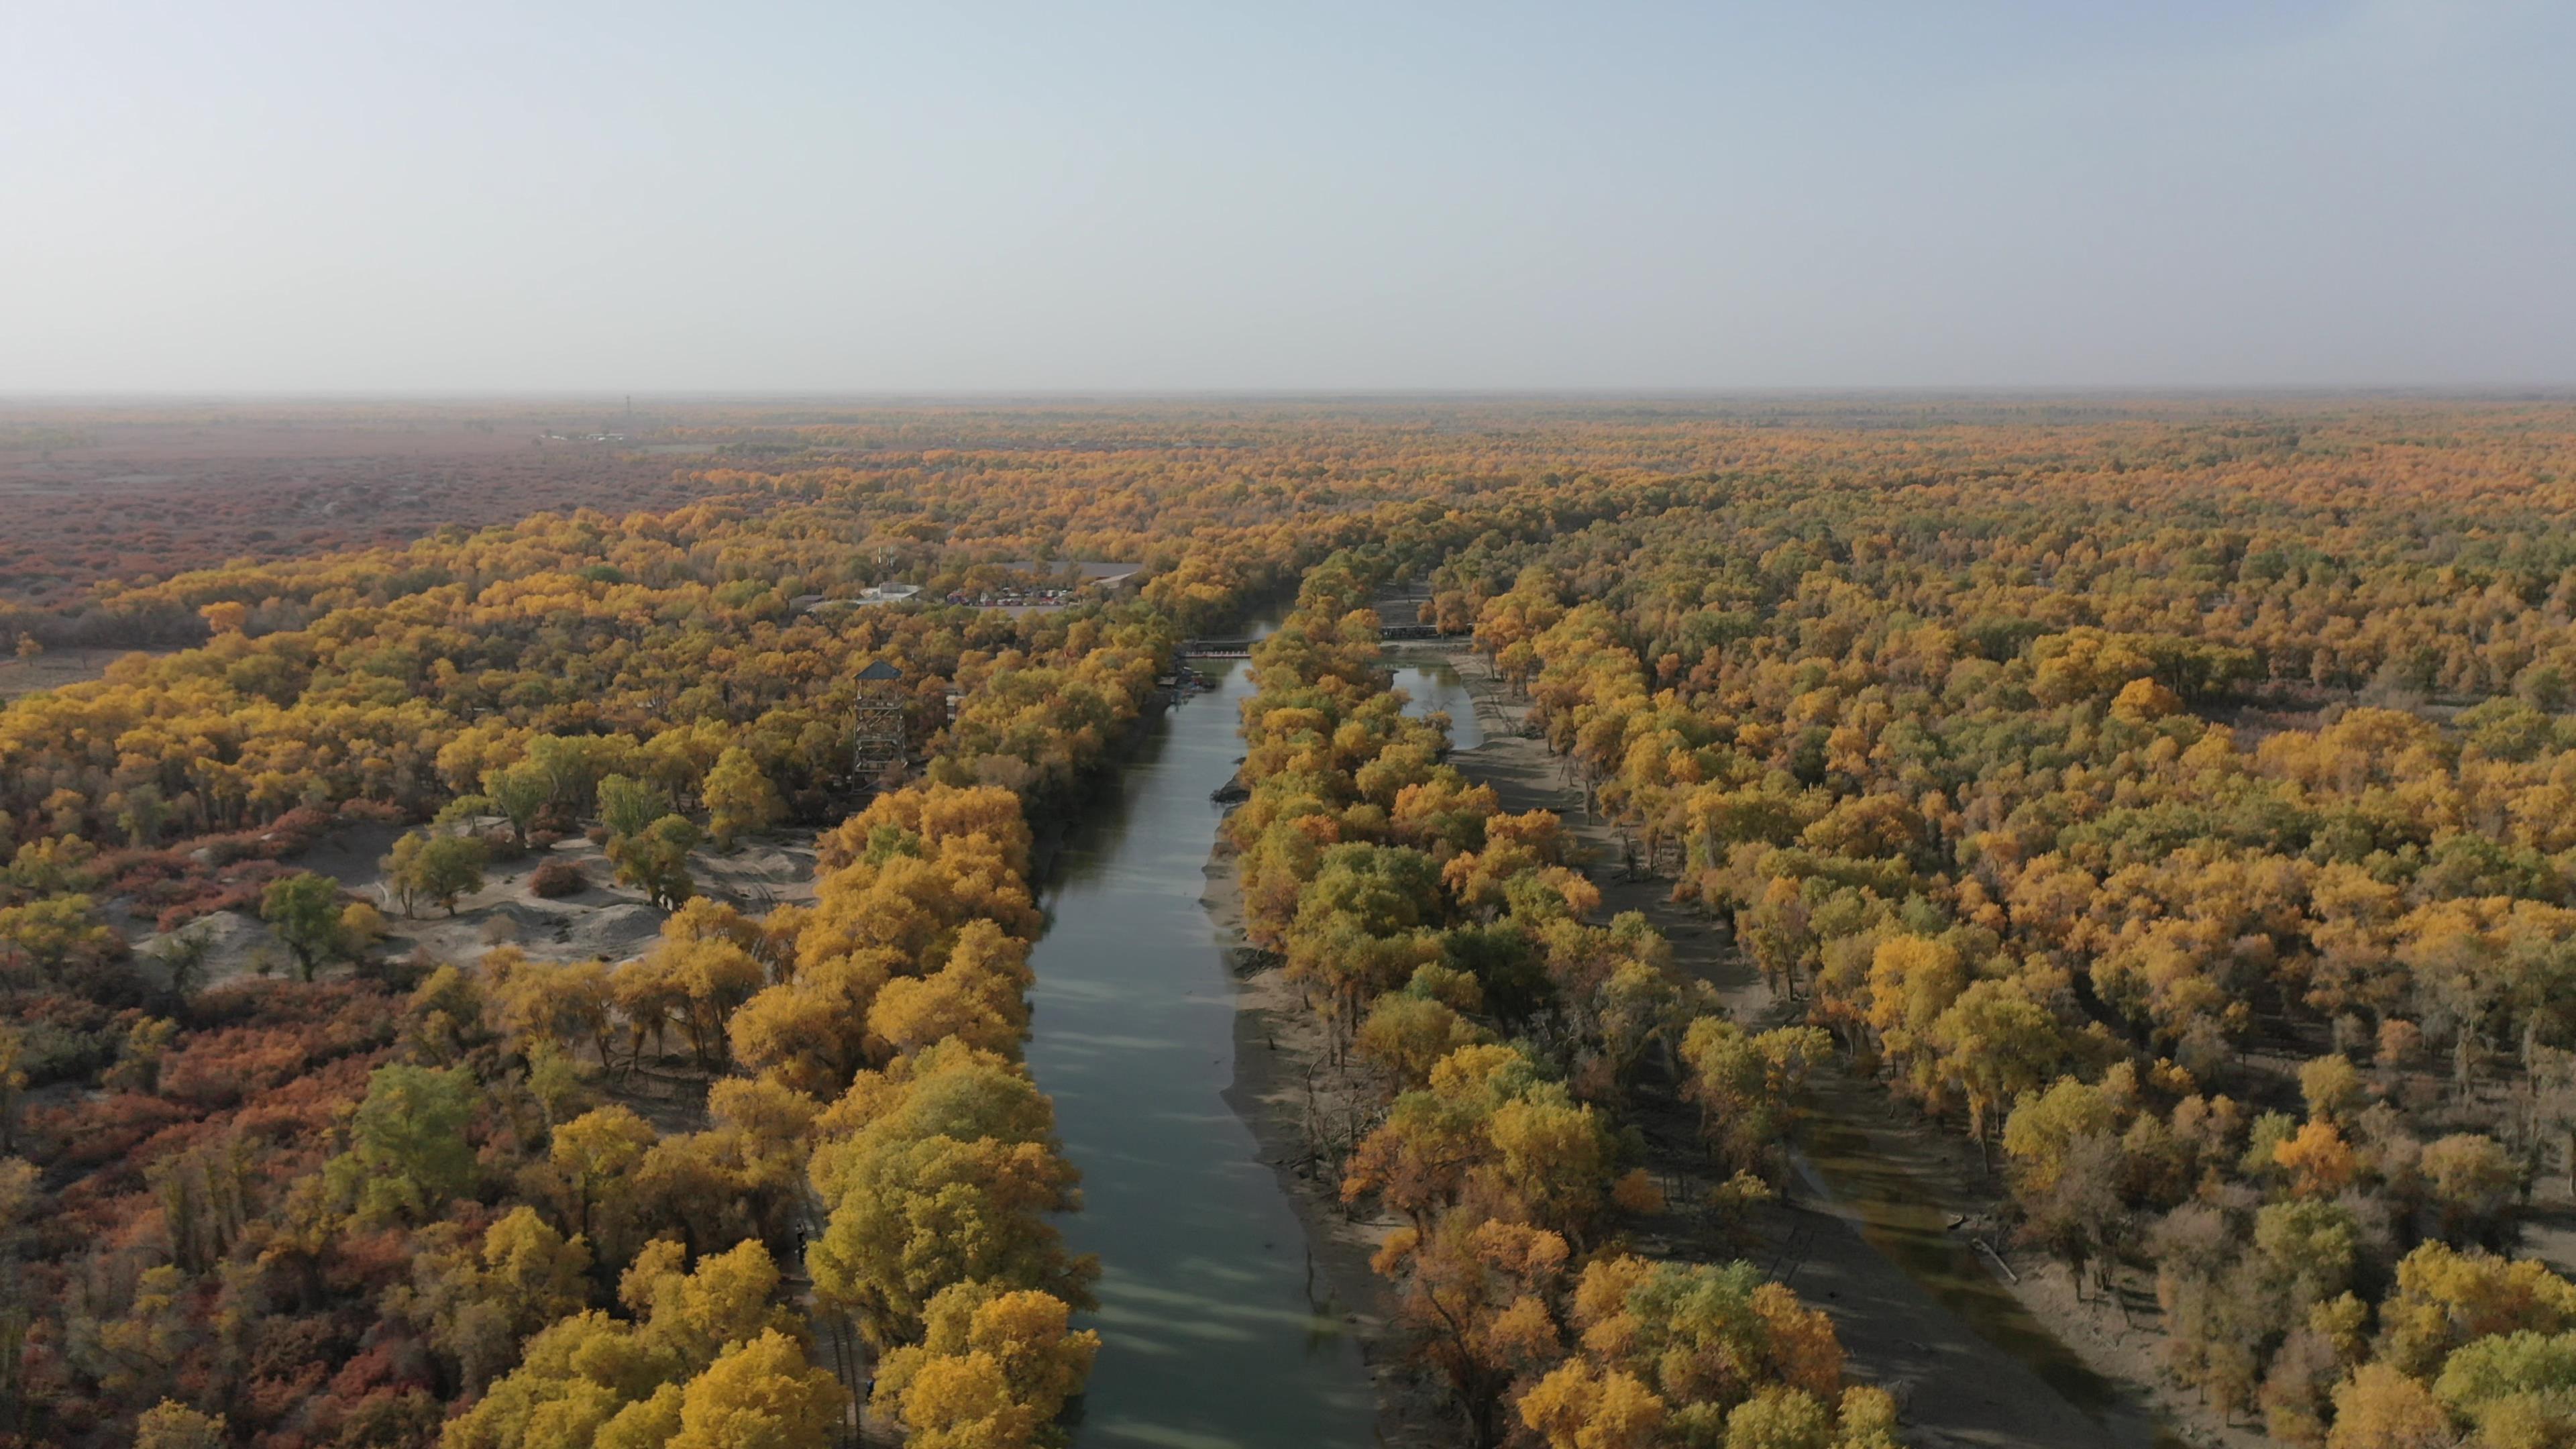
[561,902,669,962]
[482,899,574,932]
[131,910,275,989]
[722,845,802,878]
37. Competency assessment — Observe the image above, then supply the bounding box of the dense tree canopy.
[13,398,2576,1447]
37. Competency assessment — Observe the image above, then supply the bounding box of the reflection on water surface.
[1026,654,1462,1447]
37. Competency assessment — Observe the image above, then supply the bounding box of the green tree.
[1680,1019,1830,1181]
[610,814,700,910]
[480,759,553,849]
[600,773,674,843]
[111,784,172,848]
[1929,977,2063,1170]
[807,1046,1093,1349]
[2432,1329,2576,1446]
[530,733,633,818]
[328,1063,478,1224]
[260,871,353,981]
[383,829,490,917]
[810,1130,1092,1352]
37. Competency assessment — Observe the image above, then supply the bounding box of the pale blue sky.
[3,1,2568,391]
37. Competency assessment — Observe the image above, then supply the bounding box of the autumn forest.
[8,396,2576,1449]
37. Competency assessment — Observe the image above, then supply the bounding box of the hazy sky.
[5,1,2570,392]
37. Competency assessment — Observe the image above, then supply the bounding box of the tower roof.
[855,661,902,681]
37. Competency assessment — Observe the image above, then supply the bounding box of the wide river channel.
[1022,638,2188,1448]
[1024,657,1476,1448]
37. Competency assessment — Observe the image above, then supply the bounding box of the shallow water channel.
[1796,1091,2188,1449]
[1024,657,1482,1446]
[1391,661,1485,751]
[1022,644,2181,1445]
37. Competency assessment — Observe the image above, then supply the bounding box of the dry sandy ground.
[123,823,818,991]
[0,646,179,701]
[0,405,712,605]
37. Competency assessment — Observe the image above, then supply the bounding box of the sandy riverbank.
[1205,824,1456,1448]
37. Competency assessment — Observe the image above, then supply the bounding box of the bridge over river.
[1181,622,1448,657]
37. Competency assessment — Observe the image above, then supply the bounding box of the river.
[1024,657,1482,1446]
[1022,645,2176,1447]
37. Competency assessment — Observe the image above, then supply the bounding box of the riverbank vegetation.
[0,429,1311,1446]
[1233,554,1892,1449]
[7,396,2576,1447]
[1430,409,2576,1447]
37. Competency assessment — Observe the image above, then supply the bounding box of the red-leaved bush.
[527,857,587,898]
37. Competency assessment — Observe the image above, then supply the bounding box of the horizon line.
[5,384,2576,407]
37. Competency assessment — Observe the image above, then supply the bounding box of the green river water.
[1024,661,1477,1446]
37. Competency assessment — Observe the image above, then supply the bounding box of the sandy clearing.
[0,647,182,702]
[124,824,821,988]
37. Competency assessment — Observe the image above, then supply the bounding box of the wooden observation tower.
[851,659,909,774]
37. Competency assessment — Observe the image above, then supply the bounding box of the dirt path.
[1411,641,2233,1449]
